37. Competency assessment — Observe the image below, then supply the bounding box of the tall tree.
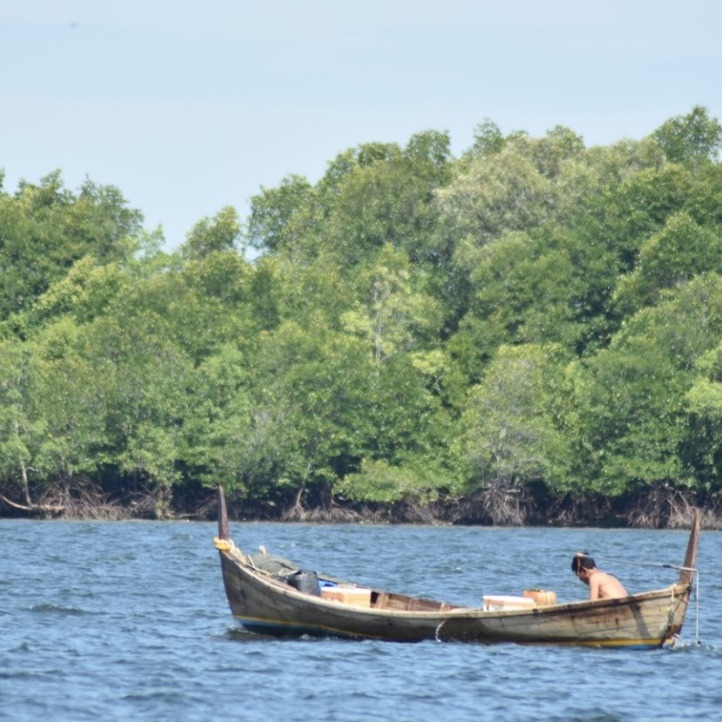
[0,339,42,507]
[246,174,316,256]
[456,344,571,523]
[614,212,722,314]
[0,172,142,320]
[653,105,722,168]
[180,206,241,260]
[341,244,443,366]
[572,274,722,505]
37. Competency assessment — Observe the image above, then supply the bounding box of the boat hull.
[215,486,699,648]
[218,546,691,648]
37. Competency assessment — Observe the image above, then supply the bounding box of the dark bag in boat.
[282,569,321,596]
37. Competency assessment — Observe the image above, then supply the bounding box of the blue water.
[1,519,720,721]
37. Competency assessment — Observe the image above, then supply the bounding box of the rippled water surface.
[1,518,720,721]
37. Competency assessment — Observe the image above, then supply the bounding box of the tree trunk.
[14,419,33,507]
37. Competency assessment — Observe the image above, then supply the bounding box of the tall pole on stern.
[679,510,701,587]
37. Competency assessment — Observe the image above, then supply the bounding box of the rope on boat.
[690,567,700,644]
[434,619,448,643]
[213,537,234,552]
[213,536,255,567]
[603,557,692,572]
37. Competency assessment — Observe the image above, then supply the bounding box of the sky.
[2,0,721,251]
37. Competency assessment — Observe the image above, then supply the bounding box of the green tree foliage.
[437,123,616,343]
[249,319,376,507]
[572,274,722,498]
[248,132,452,271]
[457,344,571,496]
[0,338,43,505]
[179,343,258,493]
[570,338,687,496]
[588,164,696,271]
[246,174,316,256]
[31,319,107,483]
[80,306,194,508]
[181,206,241,260]
[685,341,722,494]
[0,172,142,320]
[2,107,722,522]
[614,212,722,314]
[652,105,722,167]
[341,244,443,366]
[29,257,126,326]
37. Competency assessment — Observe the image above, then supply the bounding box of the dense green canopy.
[1,107,721,525]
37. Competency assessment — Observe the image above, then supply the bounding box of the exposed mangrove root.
[4,479,722,526]
[626,486,697,529]
[544,492,615,527]
[452,486,533,526]
[281,503,363,523]
[123,485,177,519]
[38,481,129,520]
[0,491,65,517]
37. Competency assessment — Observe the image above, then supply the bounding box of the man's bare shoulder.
[597,571,628,599]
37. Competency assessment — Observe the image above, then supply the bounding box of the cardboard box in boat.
[321,586,372,607]
[522,588,557,605]
[482,595,536,611]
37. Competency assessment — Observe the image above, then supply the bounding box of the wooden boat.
[214,486,700,648]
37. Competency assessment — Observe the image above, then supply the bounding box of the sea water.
[1,519,720,721]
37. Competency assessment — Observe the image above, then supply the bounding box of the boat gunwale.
[220,543,690,620]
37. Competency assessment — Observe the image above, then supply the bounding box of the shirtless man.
[571,553,628,600]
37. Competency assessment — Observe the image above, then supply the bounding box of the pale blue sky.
[2,0,721,250]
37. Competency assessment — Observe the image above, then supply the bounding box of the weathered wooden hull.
[434,587,691,647]
[215,488,699,648]
[217,545,691,648]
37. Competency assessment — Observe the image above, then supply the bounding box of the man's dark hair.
[571,553,596,574]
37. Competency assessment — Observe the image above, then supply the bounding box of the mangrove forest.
[2,106,722,527]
